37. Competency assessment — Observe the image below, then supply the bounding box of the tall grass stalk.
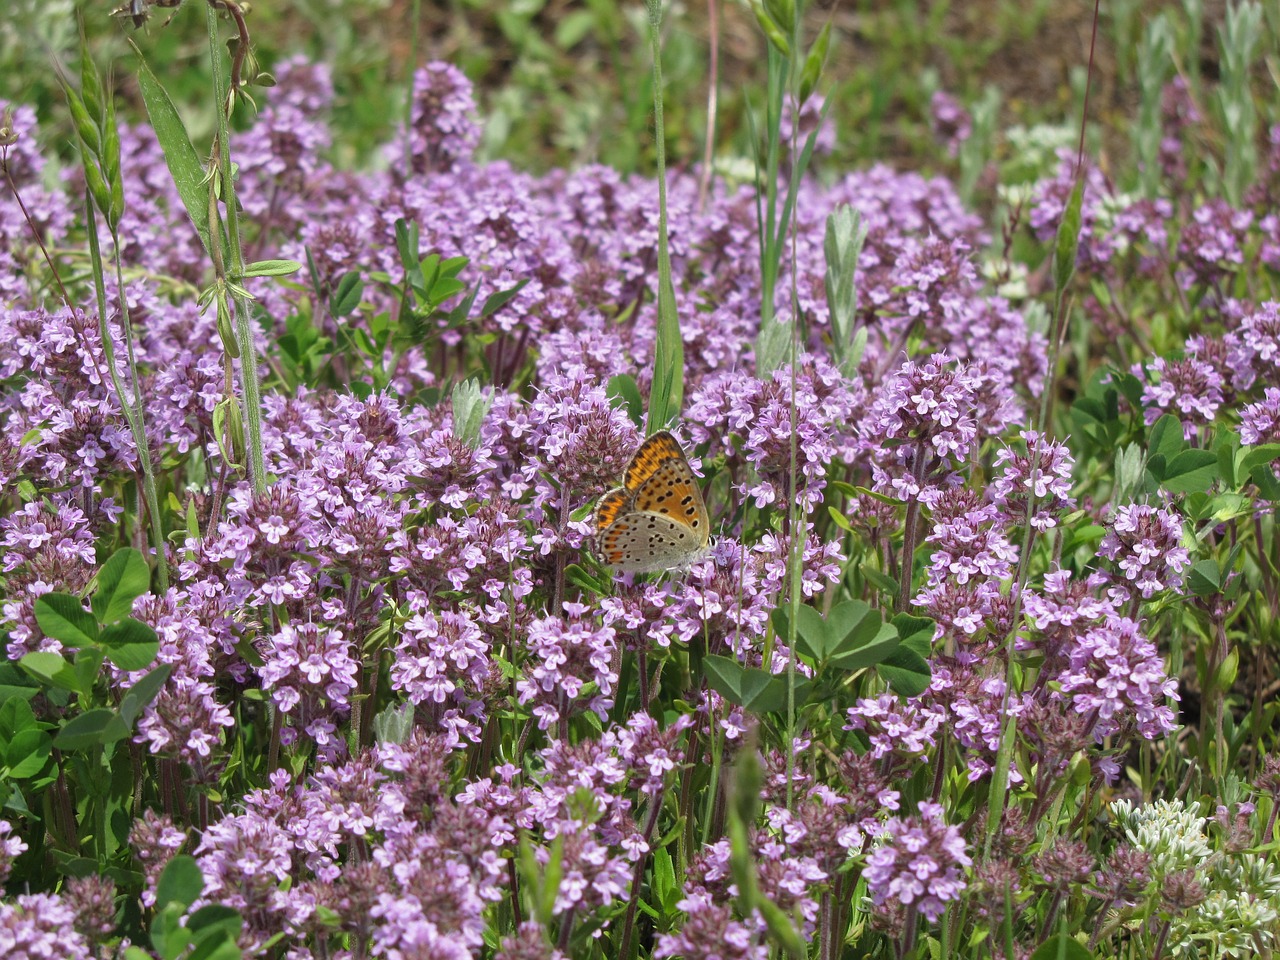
[644,0,684,435]
[63,41,169,590]
[206,3,267,493]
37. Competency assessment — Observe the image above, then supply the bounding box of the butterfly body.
[596,431,711,573]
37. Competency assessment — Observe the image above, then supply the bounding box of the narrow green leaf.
[606,374,644,427]
[130,42,214,257]
[120,663,173,727]
[241,259,303,278]
[1052,176,1085,296]
[478,277,530,318]
[93,547,151,624]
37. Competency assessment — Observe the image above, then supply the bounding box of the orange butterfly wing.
[595,487,632,533]
[623,431,686,490]
[631,458,709,543]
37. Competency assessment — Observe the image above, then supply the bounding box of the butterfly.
[595,431,712,573]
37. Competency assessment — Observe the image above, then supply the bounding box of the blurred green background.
[0,1,1271,195]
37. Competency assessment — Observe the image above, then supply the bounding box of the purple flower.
[864,801,971,922]
[845,694,948,762]
[1136,355,1223,440]
[930,91,972,157]
[0,821,27,884]
[516,603,617,730]
[1056,614,1179,740]
[1176,200,1250,292]
[259,622,360,753]
[989,430,1076,531]
[0,893,92,959]
[395,62,481,175]
[389,598,490,740]
[1241,388,1280,445]
[861,353,1002,504]
[1098,503,1191,600]
[131,811,186,909]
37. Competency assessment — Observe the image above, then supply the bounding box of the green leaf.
[1160,449,1219,494]
[130,43,214,258]
[1188,559,1222,597]
[1146,413,1185,466]
[187,937,243,960]
[1252,463,1280,501]
[877,645,931,697]
[186,904,243,945]
[891,613,936,651]
[93,547,152,624]
[825,507,853,535]
[0,698,50,779]
[151,903,194,960]
[6,727,52,779]
[54,708,127,751]
[478,278,530,319]
[34,593,98,646]
[1052,175,1084,296]
[783,604,830,662]
[877,615,934,696]
[0,660,40,704]
[370,701,414,746]
[652,847,678,912]
[156,855,204,912]
[647,151,684,441]
[1239,443,1280,474]
[330,271,364,317]
[704,654,746,704]
[1029,933,1093,960]
[825,601,892,664]
[606,374,644,427]
[704,656,795,714]
[100,618,160,672]
[120,663,173,727]
[18,651,80,693]
[555,10,596,48]
[242,259,302,278]
[394,219,425,293]
[74,646,104,694]
[860,565,900,601]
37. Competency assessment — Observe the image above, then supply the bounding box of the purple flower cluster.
[861,353,1015,505]
[4,39,1264,958]
[864,801,971,922]
[1098,502,1191,601]
[516,602,618,731]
